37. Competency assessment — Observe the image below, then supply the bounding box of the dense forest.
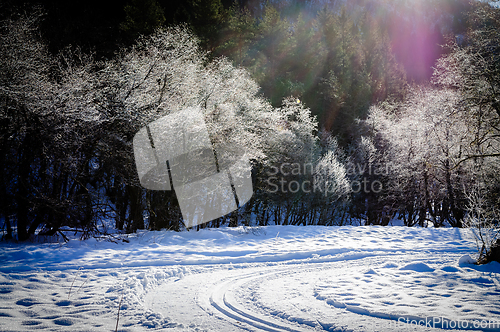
[1,0,499,258]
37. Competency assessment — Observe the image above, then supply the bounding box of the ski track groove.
[209,267,309,331]
[201,257,499,332]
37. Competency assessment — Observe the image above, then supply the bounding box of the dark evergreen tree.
[121,0,166,41]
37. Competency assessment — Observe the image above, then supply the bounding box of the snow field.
[0,226,499,331]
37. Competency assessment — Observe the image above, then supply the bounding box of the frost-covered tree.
[432,3,500,209]
[101,27,321,229]
[0,11,112,240]
[352,4,500,231]
[0,11,56,240]
[464,183,500,263]
[1,8,350,237]
[431,3,500,257]
[313,134,351,225]
[346,131,389,226]
[360,87,477,227]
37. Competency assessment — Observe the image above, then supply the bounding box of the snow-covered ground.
[0,226,499,331]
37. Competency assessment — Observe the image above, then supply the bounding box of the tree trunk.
[17,138,32,241]
[127,185,144,233]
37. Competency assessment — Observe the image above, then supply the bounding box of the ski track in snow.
[0,226,499,331]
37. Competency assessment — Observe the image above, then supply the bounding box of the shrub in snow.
[464,184,500,264]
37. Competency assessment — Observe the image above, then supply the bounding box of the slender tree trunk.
[17,136,32,241]
[127,185,144,233]
[0,143,12,239]
[419,165,429,227]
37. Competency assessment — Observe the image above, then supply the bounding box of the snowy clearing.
[1,226,499,331]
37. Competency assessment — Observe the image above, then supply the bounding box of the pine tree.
[121,0,166,41]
